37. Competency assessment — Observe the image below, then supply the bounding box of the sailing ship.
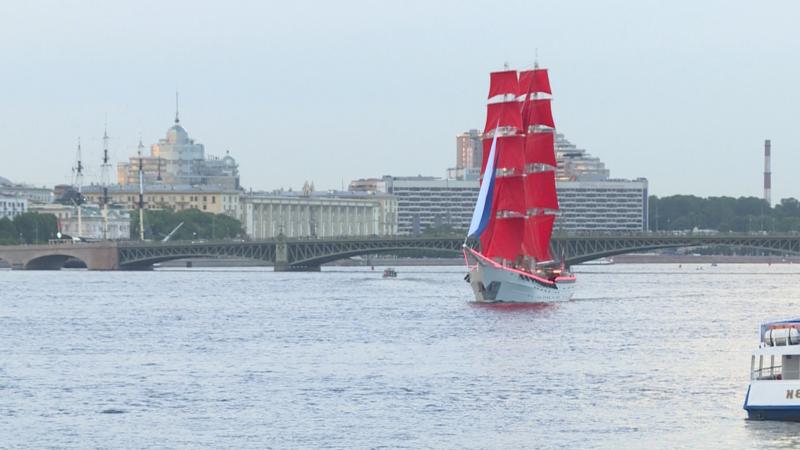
[463,64,576,303]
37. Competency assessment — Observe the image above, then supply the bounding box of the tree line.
[0,208,243,245]
[0,213,59,245]
[130,208,243,241]
[649,195,800,232]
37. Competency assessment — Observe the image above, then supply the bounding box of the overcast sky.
[1,0,798,199]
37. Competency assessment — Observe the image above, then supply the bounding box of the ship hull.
[464,249,575,303]
[744,382,800,421]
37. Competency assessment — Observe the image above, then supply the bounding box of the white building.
[117,107,239,189]
[241,190,397,239]
[355,129,649,234]
[555,179,648,231]
[0,176,53,203]
[351,176,478,235]
[60,205,131,240]
[0,195,27,220]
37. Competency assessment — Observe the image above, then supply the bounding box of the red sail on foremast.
[484,101,522,133]
[488,70,519,98]
[481,135,525,176]
[482,216,524,262]
[493,176,525,214]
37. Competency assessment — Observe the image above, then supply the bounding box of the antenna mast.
[74,138,84,239]
[100,123,112,240]
[137,137,146,240]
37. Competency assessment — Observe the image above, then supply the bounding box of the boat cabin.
[751,322,800,381]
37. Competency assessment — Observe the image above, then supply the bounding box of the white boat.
[744,319,800,421]
[580,257,614,266]
[463,63,575,303]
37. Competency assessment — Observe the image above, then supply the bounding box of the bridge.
[1,232,799,270]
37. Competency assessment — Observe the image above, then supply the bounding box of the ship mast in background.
[137,138,146,241]
[73,138,84,238]
[100,124,112,240]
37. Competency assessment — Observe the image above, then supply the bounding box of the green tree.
[11,213,58,244]
[0,217,18,244]
[130,208,243,241]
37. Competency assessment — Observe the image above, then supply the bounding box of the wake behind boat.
[463,63,575,303]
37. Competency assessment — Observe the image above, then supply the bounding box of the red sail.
[518,69,551,96]
[488,70,519,98]
[522,99,555,129]
[523,214,555,261]
[495,135,525,174]
[524,132,556,167]
[479,214,495,252]
[493,175,525,214]
[484,101,522,133]
[484,217,524,261]
[524,171,559,211]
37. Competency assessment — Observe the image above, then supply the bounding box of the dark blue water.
[2,264,800,448]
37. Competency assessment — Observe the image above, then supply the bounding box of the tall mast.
[74,138,84,238]
[100,123,112,240]
[137,137,146,241]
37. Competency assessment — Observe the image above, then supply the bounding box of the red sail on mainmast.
[522,99,555,130]
[518,69,551,96]
[522,214,555,261]
[524,171,559,211]
[524,132,556,167]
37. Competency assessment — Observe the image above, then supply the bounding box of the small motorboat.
[744,319,800,420]
[382,268,397,278]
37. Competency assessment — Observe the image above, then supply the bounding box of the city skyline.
[1,1,799,199]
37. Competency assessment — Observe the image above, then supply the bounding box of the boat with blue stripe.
[744,319,800,421]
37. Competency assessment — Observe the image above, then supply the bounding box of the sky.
[1,0,799,199]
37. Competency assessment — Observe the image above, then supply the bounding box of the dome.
[222,155,236,166]
[166,123,189,144]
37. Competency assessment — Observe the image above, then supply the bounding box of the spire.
[102,120,110,164]
[175,91,180,124]
[137,136,144,157]
[534,48,539,69]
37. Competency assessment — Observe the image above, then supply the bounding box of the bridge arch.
[25,254,90,270]
[559,238,800,266]
[289,245,462,268]
[117,242,276,270]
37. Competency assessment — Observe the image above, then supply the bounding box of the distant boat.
[382,268,397,278]
[580,257,615,266]
[744,319,800,420]
[463,64,575,303]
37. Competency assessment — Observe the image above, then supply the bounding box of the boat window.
[754,354,783,380]
[783,355,800,380]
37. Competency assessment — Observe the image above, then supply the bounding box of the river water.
[2,264,800,449]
